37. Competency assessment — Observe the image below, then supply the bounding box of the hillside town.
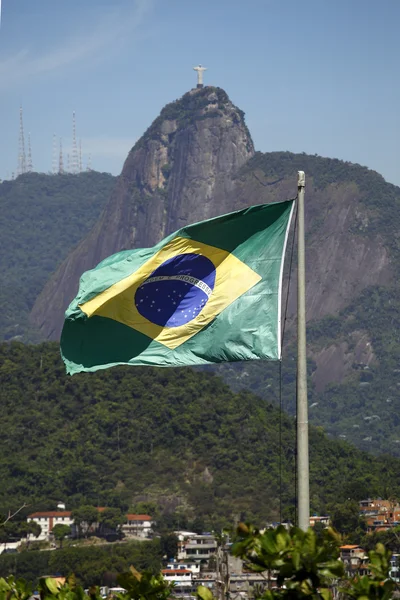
[2,498,400,598]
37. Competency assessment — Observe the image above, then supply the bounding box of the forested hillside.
[217,283,400,457]
[0,172,115,342]
[1,342,400,528]
[1,116,400,462]
[211,151,400,457]
[0,539,162,587]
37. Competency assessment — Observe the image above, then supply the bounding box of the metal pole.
[297,170,310,530]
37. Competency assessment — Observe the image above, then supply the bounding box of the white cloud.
[0,0,153,88]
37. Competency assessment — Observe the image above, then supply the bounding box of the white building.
[177,533,217,561]
[164,561,201,576]
[162,567,193,590]
[309,516,330,527]
[27,511,74,541]
[121,514,153,539]
[27,509,154,541]
[390,554,400,582]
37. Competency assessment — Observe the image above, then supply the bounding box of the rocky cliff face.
[30,87,254,339]
[230,158,394,389]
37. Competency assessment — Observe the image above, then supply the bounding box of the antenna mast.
[59,138,64,174]
[18,106,27,176]
[52,133,57,174]
[72,111,79,174]
[79,139,82,173]
[27,132,33,172]
[87,153,92,172]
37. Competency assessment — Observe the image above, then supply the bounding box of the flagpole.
[297,170,310,531]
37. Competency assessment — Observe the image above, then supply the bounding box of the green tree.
[196,524,396,600]
[159,534,178,560]
[190,517,205,534]
[26,521,41,540]
[361,527,400,552]
[52,524,71,548]
[232,523,344,599]
[37,575,102,600]
[340,543,394,600]
[329,500,366,541]
[0,171,116,342]
[98,509,125,538]
[17,521,42,549]
[2,342,400,525]
[117,567,174,600]
[0,575,32,600]
[72,507,99,538]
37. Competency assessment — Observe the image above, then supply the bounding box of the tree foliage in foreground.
[229,524,395,600]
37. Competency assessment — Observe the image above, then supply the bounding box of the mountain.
[30,87,254,340]
[2,85,400,458]
[30,87,399,388]
[0,171,116,341]
[1,341,400,526]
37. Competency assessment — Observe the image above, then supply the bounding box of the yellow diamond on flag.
[79,236,261,349]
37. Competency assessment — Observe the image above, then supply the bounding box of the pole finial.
[298,171,305,187]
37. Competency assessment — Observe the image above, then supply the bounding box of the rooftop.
[28,511,72,518]
[162,569,192,575]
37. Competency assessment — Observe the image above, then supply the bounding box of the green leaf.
[45,578,61,595]
[197,585,215,600]
[319,587,332,600]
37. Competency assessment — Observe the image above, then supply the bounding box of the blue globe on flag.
[135,253,216,327]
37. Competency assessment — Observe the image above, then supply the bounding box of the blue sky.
[0,0,399,185]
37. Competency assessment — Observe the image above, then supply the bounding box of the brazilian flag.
[61,200,294,374]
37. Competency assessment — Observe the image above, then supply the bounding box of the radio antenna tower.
[67,153,71,173]
[79,139,82,173]
[27,132,33,172]
[59,138,64,174]
[71,111,79,174]
[18,106,27,176]
[86,153,92,172]
[52,133,57,174]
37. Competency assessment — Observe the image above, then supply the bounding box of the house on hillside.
[27,511,74,541]
[340,545,369,576]
[162,568,193,592]
[359,498,400,533]
[309,516,330,527]
[177,533,217,561]
[390,554,400,582]
[164,560,201,576]
[121,514,153,539]
[27,508,154,541]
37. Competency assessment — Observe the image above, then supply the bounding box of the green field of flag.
[61,200,294,374]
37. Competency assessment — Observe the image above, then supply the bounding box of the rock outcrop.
[30,87,254,339]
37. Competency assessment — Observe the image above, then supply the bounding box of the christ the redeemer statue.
[193,65,207,88]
